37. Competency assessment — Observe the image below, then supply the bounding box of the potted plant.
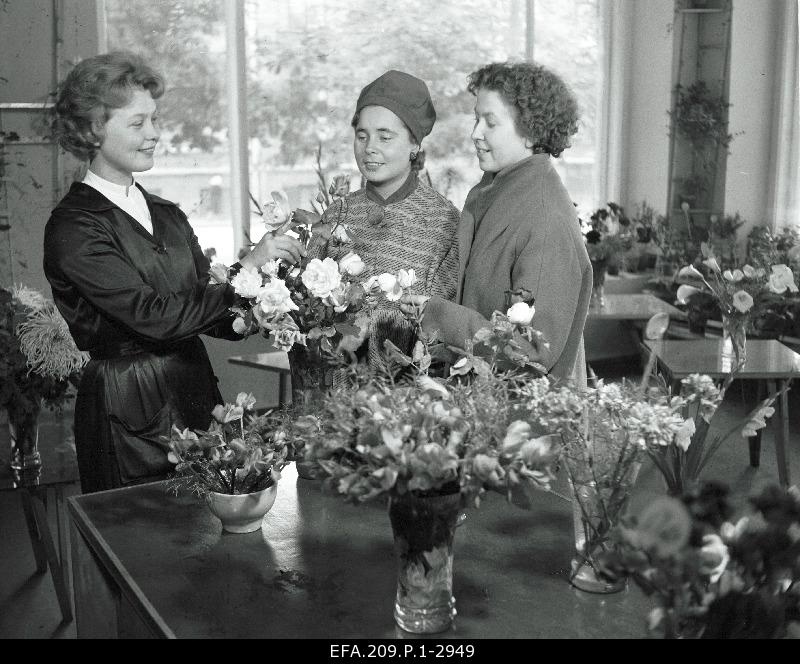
[166,392,291,533]
[581,202,633,305]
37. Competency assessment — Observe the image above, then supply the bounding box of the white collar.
[83,169,139,198]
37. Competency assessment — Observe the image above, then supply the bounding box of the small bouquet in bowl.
[166,392,291,498]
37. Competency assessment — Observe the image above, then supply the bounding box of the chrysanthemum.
[16,304,89,380]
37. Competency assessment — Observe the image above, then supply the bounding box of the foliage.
[0,285,87,422]
[105,0,226,151]
[672,81,733,150]
[580,202,633,265]
[167,392,291,497]
[644,373,780,496]
[519,377,687,569]
[294,308,556,508]
[106,0,602,183]
[675,244,799,347]
[598,481,800,639]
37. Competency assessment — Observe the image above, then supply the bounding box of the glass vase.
[389,491,461,634]
[590,259,607,308]
[8,403,43,486]
[721,315,747,369]
[288,347,328,479]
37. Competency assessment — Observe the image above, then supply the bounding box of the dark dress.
[43,182,239,493]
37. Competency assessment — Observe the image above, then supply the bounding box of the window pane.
[104,0,237,264]
[245,0,602,214]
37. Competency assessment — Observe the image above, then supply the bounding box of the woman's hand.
[399,293,430,320]
[240,231,306,269]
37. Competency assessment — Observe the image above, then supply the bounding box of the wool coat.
[423,154,592,384]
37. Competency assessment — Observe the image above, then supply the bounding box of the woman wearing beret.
[401,62,592,386]
[44,52,304,493]
[305,70,460,373]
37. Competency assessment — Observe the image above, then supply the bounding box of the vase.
[8,403,43,486]
[205,482,278,533]
[389,491,461,634]
[288,347,329,479]
[568,466,638,594]
[590,259,607,308]
[721,315,747,369]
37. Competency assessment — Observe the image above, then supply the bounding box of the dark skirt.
[74,337,222,493]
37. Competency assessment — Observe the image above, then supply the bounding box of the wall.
[619,0,675,214]
[726,0,781,235]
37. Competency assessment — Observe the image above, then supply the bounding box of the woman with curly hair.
[44,51,304,493]
[401,62,592,385]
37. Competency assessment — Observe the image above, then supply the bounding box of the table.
[645,338,800,487]
[1,435,78,623]
[228,351,291,408]
[586,294,686,323]
[68,465,651,639]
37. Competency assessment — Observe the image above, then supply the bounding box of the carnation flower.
[230,266,263,298]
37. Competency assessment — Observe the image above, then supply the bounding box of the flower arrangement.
[581,202,633,267]
[644,373,781,496]
[0,284,88,423]
[676,245,799,364]
[518,376,688,588]
[166,392,291,498]
[598,481,800,639]
[294,304,556,507]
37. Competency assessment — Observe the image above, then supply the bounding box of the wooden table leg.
[20,489,48,573]
[770,379,791,488]
[24,488,73,622]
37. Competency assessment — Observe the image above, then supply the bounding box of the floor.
[0,359,798,639]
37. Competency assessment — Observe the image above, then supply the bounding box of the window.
[103,0,604,263]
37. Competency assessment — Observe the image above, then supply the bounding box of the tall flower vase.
[8,402,43,486]
[590,259,607,308]
[568,466,639,594]
[288,347,328,479]
[389,491,461,634]
[721,315,747,370]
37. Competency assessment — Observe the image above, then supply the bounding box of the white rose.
[397,269,417,289]
[230,266,263,298]
[261,260,280,277]
[325,283,350,313]
[768,264,799,294]
[301,257,342,298]
[377,273,403,301]
[232,317,249,335]
[507,302,535,325]
[256,279,298,315]
[209,262,229,285]
[338,252,366,276]
[331,224,351,244]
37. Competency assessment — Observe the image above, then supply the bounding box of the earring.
[410,150,419,160]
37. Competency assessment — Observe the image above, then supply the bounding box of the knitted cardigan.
[311,174,460,368]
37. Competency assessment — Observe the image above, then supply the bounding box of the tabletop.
[645,339,800,379]
[68,464,651,639]
[587,294,686,322]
